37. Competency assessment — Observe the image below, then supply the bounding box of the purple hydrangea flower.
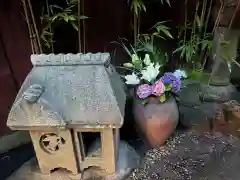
[136,84,153,99]
[161,72,181,93]
[161,72,177,84]
[172,79,181,92]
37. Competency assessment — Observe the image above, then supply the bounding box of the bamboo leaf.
[70,21,78,31]
[161,28,173,39]
[78,15,89,20]
[142,4,146,11]
[44,42,51,48]
[41,34,48,42]
[195,15,201,29]
[201,42,207,51]
[166,0,171,6]
[52,13,61,21]
[173,46,183,54]
[51,5,63,10]
[68,15,76,21]
[63,15,69,22]
[155,34,165,39]
[43,31,53,36]
[49,6,54,14]
[119,41,132,57]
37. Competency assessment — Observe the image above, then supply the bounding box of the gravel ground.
[126,131,240,180]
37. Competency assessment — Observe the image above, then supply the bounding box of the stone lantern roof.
[7,53,126,130]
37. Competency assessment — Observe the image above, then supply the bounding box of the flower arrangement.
[123,53,187,105]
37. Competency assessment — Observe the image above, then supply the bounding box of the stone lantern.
[7,53,126,175]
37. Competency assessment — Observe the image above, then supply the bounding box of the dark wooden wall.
[0,0,32,136]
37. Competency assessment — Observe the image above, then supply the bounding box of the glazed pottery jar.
[133,95,179,148]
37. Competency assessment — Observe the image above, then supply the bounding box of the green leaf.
[120,42,132,57]
[161,0,171,6]
[161,28,173,39]
[141,98,148,105]
[123,63,134,68]
[43,31,53,36]
[70,21,78,31]
[159,94,166,103]
[165,84,172,91]
[63,15,69,22]
[51,5,63,10]
[130,0,146,16]
[49,6,54,14]
[52,13,61,21]
[133,60,143,70]
[166,0,171,6]
[41,34,48,42]
[78,15,89,20]
[220,40,230,48]
[195,15,201,28]
[201,42,207,51]
[153,33,165,39]
[173,46,183,54]
[44,42,51,48]
[68,15,76,21]
[152,21,168,27]
[65,5,75,11]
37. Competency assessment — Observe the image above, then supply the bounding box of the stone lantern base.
[29,130,78,175]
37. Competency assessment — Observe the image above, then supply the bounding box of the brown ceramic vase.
[133,95,179,148]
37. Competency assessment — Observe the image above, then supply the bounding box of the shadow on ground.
[0,143,34,180]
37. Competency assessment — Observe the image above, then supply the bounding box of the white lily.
[131,54,140,63]
[143,54,151,66]
[173,69,187,79]
[125,73,140,85]
[141,63,161,82]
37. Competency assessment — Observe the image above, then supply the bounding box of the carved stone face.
[22,84,45,103]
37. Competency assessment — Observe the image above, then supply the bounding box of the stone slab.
[0,131,31,153]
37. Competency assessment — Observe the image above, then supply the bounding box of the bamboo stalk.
[199,0,209,68]
[78,0,82,52]
[27,0,43,53]
[200,0,206,31]
[204,0,213,36]
[82,0,86,53]
[137,14,140,40]
[192,0,199,39]
[233,59,240,68]
[46,0,53,53]
[229,0,240,28]
[133,12,137,47]
[183,0,188,43]
[213,2,224,33]
[32,37,39,54]
[21,0,35,54]
[30,24,38,53]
